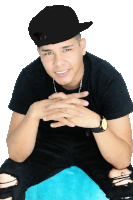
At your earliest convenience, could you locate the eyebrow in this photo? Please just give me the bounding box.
[41,45,74,52]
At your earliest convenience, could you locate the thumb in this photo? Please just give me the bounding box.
[48,92,68,100]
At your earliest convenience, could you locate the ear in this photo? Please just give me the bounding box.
[37,47,40,55]
[80,38,86,56]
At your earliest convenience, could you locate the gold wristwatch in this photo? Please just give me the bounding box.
[89,115,108,133]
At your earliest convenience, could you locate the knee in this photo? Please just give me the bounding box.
[0,173,18,189]
[0,173,18,200]
[108,168,132,179]
[108,167,133,187]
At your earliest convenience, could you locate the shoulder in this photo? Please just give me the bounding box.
[85,52,120,81]
[23,56,45,76]
[20,56,46,83]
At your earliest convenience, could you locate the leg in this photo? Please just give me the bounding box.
[108,167,133,199]
[0,173,18,200]
[0,198,12,200]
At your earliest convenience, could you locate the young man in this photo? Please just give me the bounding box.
[0,5,133,200]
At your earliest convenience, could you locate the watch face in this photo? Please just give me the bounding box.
[102,118,107,130]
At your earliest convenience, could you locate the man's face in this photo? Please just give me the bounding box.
[37,37,86,90]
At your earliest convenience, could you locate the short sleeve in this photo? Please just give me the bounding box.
[102,72,133,120]
[8,69,39,115]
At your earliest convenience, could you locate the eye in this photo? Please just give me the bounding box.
[44,49,72,56]
[64,49,71,52]
[44,52,52,56]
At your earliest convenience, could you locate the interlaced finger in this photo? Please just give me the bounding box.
[61,117,76,127]
[44,108,77,128]
[52,117,75,128]
[67,91,89,99]
[47,91,89,128]
[44,108,84,121]
[44,99,89,113]
[62,97,89,107]
[49,91,89,100]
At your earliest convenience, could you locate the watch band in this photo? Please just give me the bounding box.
[89,115,107,133]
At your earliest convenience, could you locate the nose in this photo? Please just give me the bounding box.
[54,53,64,67]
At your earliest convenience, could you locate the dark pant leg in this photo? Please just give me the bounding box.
[71,133,133,199]
[26,133,74,188]
[0,134,73,200]
[0,157,36,200]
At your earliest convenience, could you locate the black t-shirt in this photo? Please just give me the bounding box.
[8,51,133,139]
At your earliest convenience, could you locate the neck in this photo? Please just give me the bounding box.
[61,64,84,91]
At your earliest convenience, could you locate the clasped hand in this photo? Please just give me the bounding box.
[43,91,100,129]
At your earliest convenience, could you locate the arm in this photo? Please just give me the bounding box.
[92,114,132,169]
[41,92,132,169]
[7,108,40,163]
[7,98,61,163]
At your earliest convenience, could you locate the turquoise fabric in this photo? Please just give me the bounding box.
[25,166,109,200]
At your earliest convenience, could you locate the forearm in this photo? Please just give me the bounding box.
[93,127,131,169]
[7,109,40,163]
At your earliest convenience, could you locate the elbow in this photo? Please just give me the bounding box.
[116,159,131,170]
[8,145,30,163]
[8,148,23,163]
[9,155,22,163]
[116,145,132,170]
[9,151,27,163]
[115,159,131,169]
[9,150,32,163]
[9,155,26,163]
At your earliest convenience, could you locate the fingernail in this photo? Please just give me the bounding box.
[72,124,75,127]
[48,96,51,99]
[85,101,89,105]
[84,91,89,95]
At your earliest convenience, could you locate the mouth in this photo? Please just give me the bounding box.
[55,69,70,77]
